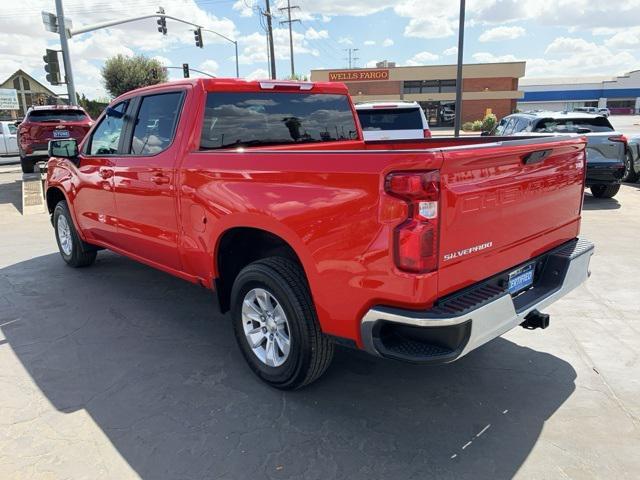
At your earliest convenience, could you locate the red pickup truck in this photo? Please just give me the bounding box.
[45,79,594,389]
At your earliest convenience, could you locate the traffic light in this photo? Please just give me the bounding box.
[194,28,203,48]
[43,49,61,85]
[157,15,167,35]
[182,63,190,78]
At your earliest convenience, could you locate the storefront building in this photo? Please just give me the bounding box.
[310,61,526,126]
[518,70,640,114]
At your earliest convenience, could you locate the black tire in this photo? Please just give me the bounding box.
[20,156,34,174]
[231,257,334,390]
[53,201,97,267]
[622,151,638,183]
[590,183,621,199]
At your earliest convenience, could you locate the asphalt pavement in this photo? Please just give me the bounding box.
[1,125,640,478]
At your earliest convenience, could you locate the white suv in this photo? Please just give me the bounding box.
[355,101,430,141]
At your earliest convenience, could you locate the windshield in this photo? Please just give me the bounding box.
[7,124,17,134]
[27,110,88,122]
[357,108,423,131]
[200,92,358,150]
[533,117,614,133]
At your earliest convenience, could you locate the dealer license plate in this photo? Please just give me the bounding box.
[508,263,534,294]
[53,130,69,138]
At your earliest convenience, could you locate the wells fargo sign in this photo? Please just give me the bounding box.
[328,69,389,82]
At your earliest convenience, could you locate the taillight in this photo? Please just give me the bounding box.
[609,134,628,145]
[385,171,440,273]
[423,129,431,138]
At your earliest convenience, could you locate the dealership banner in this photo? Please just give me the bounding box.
[328,69,389,82]
[0,88,19,110]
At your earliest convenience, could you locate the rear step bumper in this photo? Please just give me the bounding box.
[360,238,594,364]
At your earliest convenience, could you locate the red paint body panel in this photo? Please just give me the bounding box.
[46,79,587,348]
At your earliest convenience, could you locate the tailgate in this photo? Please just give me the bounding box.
[437,136,586,297]
[29,122,90,141]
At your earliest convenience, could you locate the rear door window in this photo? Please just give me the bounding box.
[358,108,423,131]
[130,92,184,155]
[200,92,358,149]
[27,110,88,122]
[533,117,614,133]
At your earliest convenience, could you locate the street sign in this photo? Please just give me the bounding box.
[0,89,19,110]
[42,11,58,33]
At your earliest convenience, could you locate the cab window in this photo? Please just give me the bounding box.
[130,92,183,155]
[86,101,129,156]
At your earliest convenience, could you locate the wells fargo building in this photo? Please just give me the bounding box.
[310,61,526,126]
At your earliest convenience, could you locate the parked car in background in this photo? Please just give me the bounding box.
[491,111,626,198]
[17,105,93,173]
[626,135,640,183]
[598,108,611,117]
[0,120,18,156]
[45,78,592,389]
[355,101,430,140]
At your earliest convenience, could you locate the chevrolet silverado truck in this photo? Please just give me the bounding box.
[45,79,594,389]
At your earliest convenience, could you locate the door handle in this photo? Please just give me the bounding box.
[99,168,113,179]
[151,173,170,185]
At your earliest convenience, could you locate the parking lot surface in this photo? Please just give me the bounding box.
[1,156,640,478]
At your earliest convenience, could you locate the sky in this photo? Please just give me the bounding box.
[1,0,639,100]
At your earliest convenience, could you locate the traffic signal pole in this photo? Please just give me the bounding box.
[55,0,77,105]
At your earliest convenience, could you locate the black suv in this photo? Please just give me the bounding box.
[490,111,627,198]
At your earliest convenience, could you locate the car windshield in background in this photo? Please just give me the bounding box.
[357,108,422,131]
[27,110,88,122]
[534,117,614,133]
[200,92,358,149]
[7,124,17,134]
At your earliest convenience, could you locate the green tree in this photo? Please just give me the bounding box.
[78,93,109,120]
[101,54,168,98]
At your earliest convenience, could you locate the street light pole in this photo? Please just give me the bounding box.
[454,0,466,137]
[55,0,77,105]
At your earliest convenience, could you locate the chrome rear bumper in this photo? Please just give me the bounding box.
[360,238,594,364]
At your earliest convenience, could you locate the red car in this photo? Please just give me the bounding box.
[45,79,593,389]
[18,105,93,173]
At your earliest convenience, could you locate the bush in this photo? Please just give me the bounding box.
[472,120,483,131]
[462,121,475,131]
[481,113,497,132]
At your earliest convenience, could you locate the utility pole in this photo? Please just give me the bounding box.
[279,0,300,78]
[344,48,359,69]
[454,0,466,137]
[264,0,276,79]
[55,0,77,105]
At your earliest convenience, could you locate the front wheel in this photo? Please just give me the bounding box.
[53,201,97,267]
[231,257,334,389]
[590,183,621,199]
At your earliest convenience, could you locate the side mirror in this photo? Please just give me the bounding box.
[49,139,79,159]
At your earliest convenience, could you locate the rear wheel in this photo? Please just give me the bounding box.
[231,257,334,389]
[622,151,638,183]
[590,183,621,199]
[53,201,97,267]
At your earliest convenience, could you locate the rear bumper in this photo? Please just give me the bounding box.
[360,238,594,364]
[586,161,624,186]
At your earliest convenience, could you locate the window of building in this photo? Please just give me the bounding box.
[402,79,457,94]
[607,99,635,108]
[13,77,21,90]
[22,78,30,91]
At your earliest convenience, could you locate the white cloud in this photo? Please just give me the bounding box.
[305,27,329,40]
[443,46,458,56]
[382,38,394,47]
[246,68,269,80]
[405,51,439,66]
[238,28,320,66]
[364,40,376,46]
[233,1,254,17]
[471,52,520,63]
[605,28,640,49]
[479,26,525,42]
[198,60,220,76]
[364,60,380,68]
[338,37,353,45]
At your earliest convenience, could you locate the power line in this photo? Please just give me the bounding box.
[279,0,300,78]
[344,48,359,69]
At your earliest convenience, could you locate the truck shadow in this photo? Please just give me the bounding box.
[582,193,621,210]
[1,252,577,479]
[0,179,22,214]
